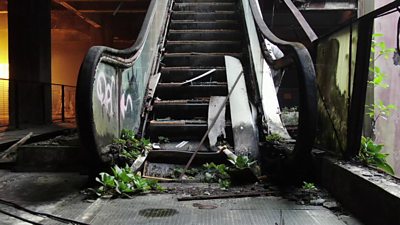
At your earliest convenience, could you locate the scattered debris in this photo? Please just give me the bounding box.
[152,143,161,150]
[192,203,218,209]
[176,141,189,148]
[0,132,33,160]
[323,201,339,209]
[178,192,266,201]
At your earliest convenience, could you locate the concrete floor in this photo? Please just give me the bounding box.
[0,170,364,225]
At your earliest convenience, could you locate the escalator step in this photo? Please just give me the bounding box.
[165,40,242,53]
[168,30,242,41]
[155,82,228,99]
[171,11,238,21]
[170,20,240,30]
[160,67,226,82]
[148,120,232,140]
[175,0,236,3]
[173,3,237,12]
[162,53,241,67]
[153,99,231,120]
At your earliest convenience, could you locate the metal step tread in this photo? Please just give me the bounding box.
[174,2,236,5]
[171,19,238,23]
[154,99,210,105]
[166,40,241,44]
[168,29,240,33]
[163,52,242,57]
[149,119,232,126]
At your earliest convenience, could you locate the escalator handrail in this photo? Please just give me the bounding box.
[76,0,166,166]
[80,0,158,68]
[248,0,317,161]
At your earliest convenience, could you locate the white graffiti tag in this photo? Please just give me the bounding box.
[96,71,115,117]
[120,92,133,119]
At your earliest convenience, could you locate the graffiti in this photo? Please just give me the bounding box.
[96,71,115,117]
[120,92,133,119]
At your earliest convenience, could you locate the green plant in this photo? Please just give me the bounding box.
[302,182,317,191]
[158,136,170,143]
[369,33,396,88]
[265,133,283,143]
[112,129,151,163]
[172,167,199,179]
[203,162,231,189]
[359,136,394,175]
[360,34,396,175]
[95,164,164,197]
[366,100,396,129]
[228,156,256,170]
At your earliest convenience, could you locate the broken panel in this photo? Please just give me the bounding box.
[315,22,359,154]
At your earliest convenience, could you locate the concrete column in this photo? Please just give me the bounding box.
[8,0,52,128]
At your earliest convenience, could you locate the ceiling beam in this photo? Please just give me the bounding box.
[53,0,102,28]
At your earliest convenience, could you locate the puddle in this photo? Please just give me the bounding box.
[138,208,178,218]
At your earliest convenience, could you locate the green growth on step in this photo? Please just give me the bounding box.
[111,129,151,165]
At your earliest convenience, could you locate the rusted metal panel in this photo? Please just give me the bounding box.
[225,56,259,159]
[208,96,226,149]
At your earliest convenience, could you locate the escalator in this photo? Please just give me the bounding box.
[76,0,317,176]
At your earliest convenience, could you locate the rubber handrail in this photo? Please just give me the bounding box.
[249,0,317,162]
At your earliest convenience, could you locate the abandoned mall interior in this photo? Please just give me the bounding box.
[0,0,400,224]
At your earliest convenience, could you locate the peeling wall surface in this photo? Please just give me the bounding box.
[373,0,400,175]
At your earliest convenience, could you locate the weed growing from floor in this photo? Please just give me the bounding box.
[203,162,231,189]
[302,182,317,191]
[95,164,164,198]
[228,155,256,170]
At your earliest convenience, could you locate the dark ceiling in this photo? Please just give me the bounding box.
[51,0,150,48]
[0,0,150,48]
[1,0,358,48]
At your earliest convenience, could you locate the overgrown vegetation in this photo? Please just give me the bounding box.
[203,162,231,189]
[157,136,170,143]
[302,182,317,191]
[95,164,164,197]
[359,33,396,175]
[265,133,283,143]
[359,136,394,175]
[172,167,199,179]
[93,129,165,198]
[111,129,151,165]
[228,155,256,170]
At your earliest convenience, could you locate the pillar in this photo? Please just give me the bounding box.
[8,0,52,128]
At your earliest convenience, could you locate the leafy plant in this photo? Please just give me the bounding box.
[366,100,396,129]
[95,164,164,197]
[265,133,283,143]
[158,136,170,143]
[360,34,396,175]
[359,136,394,175]
[203,162,231,189]
[111,129,151,163]
[228,156,256,170]
[172,167,199,179]
[302,182,317,191]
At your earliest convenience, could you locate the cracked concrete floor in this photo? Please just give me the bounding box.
[0,170,363,225]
